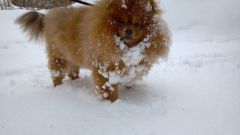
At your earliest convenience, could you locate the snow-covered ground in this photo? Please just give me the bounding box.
[1,0,240,135]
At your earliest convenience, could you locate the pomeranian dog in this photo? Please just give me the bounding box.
[16,0,170,102]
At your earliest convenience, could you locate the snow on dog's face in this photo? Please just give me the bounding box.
[106,0,158,48]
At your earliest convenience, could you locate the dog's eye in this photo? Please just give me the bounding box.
[134,23,140,27]
[116,20,125,25]
[134,23,143,28]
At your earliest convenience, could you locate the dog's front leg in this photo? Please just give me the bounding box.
[92,67,119,102]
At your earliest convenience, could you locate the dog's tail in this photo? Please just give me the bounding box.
[16,11,45,41]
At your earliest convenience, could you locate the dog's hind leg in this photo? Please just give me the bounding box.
[48,56,67,87]
[67,62,80,80]
[47,51,67,87]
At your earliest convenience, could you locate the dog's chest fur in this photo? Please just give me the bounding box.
[93,35,152,89]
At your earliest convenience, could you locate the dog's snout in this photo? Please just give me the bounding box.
[125,29,133,38]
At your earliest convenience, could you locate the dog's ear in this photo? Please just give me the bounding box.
[106,0,128,10]
[145,0,157,13]
[106,0,118,9]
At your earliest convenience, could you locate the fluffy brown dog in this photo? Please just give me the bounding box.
[16,0,170,102]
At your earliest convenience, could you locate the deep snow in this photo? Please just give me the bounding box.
[1,0,240,135]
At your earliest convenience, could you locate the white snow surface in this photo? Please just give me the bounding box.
[1,0,240,135]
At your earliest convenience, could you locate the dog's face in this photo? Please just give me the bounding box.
[106,0,158,48]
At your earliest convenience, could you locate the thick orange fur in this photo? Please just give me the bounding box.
[16,0,170,102]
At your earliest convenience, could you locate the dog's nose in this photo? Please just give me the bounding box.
[125,29,133,38]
